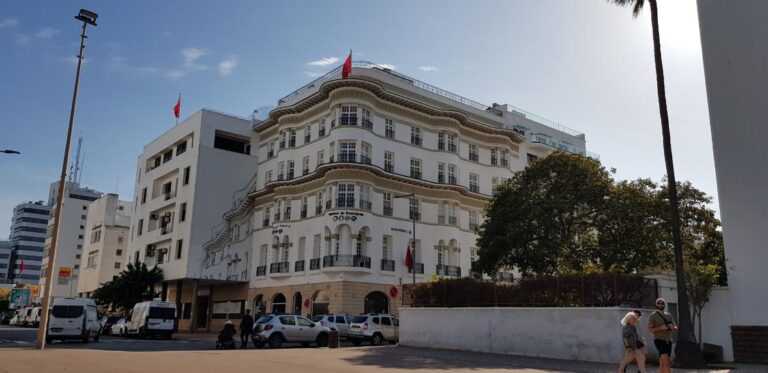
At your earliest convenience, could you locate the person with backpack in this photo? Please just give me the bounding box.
[619,311,647,373]
[648,298,677,373]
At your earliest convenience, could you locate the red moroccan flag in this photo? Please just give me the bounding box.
[404,241,414,270]
[173,95,181,118]
[19,260,25,274]
[341,51,352,79]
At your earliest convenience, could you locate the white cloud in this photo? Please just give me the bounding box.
[35,27,59,39]
[304,71,324,78]
[161,31,171,38]
[218,56,238,75]
[306,57,339,67]
[14,34,31,46]
[0,18,18,28]
[376,64,396,70]
[182,47,208,63]
[418,65,438,71]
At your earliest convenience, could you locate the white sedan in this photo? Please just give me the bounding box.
[110,318,127,336]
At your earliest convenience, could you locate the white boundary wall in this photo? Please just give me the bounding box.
[400,307,658,364]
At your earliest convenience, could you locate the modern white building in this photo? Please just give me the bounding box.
[0,240,10,282]
[5,201,51,284]
[697,0,768,363]
[76,193,132,298]
[127,109,257,331]
[191,62,594,329]
[40,181,102,298]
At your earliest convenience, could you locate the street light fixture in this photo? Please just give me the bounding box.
[1,150,21,154]
[36,8,98,350]
[394,190,417,285]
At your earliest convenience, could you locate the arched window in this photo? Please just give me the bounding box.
[293,292,303,315]
[272,293,286,314]
[312,290,330,316]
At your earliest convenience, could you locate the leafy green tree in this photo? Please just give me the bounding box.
[93,263,163,314]
[609,0,704,366]
[476,152,612,276]
[685,261,720,348]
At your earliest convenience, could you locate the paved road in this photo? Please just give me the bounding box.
[0,325,355,351]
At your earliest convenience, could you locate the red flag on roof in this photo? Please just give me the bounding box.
[404,240,414,270]
[173,94,181,119]
[341,51,352,79]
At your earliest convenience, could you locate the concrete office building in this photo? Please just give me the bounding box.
[40,181,102,298]
[0,240,10,282]
[5,201,51,284]
[697,0,768,363]
[127,109,258,331]
[77,193,132,298]
[186,61,594,331]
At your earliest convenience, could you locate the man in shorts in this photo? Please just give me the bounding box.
[648,298,677,373]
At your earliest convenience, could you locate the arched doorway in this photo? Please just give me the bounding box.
[293,292,302,315]
[272,293,286,314]
[253,294,266,315]
[364,291,389,314]
[312,290,330,316]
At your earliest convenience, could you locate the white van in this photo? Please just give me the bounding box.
[126,301,177,339]
[46,298,100,343]
[25,306,41,327]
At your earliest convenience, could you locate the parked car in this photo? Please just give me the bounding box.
[9,312,24,326]
[311,314,353,338]
[46,297,101,343]
[251,314,331,348]
[125,301,177,339]
[101,316,122,335]
[111,318,127,336]
[1,313,12,325]
[348,314,399,346]
[24,306,41,327]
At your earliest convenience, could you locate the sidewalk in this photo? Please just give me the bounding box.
[1,344,766,372]
[172,331,218,342]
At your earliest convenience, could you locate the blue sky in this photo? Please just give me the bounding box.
[0,0,714,235]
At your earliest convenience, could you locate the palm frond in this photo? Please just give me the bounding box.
[608,0,647,18]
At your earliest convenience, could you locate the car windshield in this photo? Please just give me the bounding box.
[51,305,84,318]
[352,316,368,323]
[148,307,175,319]
[311,315,324,322]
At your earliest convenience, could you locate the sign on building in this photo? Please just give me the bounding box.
[57,266,72,285]
[10,288,31,308]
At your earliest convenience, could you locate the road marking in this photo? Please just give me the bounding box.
[0,339,31,344]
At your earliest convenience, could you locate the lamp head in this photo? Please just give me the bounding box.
[75,9,98,26]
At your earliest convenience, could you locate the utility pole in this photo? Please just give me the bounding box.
[36,9,98,350]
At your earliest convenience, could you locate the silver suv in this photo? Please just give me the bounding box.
[251,315,332,348]
[311,314,353,338]
[348,314,399,346]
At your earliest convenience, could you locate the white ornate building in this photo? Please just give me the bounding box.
[195,62,595,325]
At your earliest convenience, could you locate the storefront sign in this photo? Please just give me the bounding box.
[57,266,72,285]
[328,211,364,222]
[10,288,31,308]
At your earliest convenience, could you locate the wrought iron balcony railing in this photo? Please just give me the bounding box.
[322,254,371,269]
[381,259,395,271]
[436,264,461,277]
[270,261,290,273]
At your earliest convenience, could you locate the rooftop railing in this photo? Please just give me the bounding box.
[277,60,584,138]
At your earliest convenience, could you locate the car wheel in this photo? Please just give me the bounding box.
[352,339,361,346]
[268,334,283,349]
[316,333,329,347]
[372,333,383,346]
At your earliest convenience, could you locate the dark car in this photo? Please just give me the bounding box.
[1,313,12,325]
[101,316,122,335]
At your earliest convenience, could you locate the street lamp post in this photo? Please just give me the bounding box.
[394,190,416,285]
[36,9,97,350]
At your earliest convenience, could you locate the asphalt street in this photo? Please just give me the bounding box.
[0,325,355,351]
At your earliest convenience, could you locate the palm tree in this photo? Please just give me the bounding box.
[609,0,705,368]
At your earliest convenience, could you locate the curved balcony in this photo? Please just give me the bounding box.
[322,254,371,273]
[269,261,291,278]
[436,264,461,277]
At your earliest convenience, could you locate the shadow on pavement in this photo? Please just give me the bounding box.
[342,345,619,373]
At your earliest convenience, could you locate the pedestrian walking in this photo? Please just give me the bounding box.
[619,311,647,373]
[648,298,677,373]
[239,309,254,349]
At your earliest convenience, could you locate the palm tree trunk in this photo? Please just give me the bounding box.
[648,0,705,367]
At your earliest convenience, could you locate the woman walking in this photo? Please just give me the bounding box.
[619,311,647,373]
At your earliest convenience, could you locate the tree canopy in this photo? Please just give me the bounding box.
[93,262,163,314]
[476,152,725,280]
